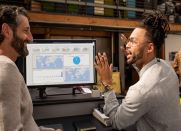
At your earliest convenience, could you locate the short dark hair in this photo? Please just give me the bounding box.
[0,5,29,43]
[139,10,170,50]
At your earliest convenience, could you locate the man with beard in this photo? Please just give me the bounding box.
[95,11,181,131]
[0,5,61,131]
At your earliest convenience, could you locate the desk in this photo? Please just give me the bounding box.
[36,114,136,131]
[32,91,125,120]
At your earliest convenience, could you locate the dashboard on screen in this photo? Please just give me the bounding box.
[25,39,96,87]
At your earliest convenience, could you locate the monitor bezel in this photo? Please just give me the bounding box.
[25,39,97,88]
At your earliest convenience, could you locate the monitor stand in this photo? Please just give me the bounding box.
[36,87,80,99]
[37,86,85,99]
[72,86,83,95]
[38,87,47,99]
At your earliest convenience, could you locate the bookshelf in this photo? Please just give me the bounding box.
[29,11,181,32]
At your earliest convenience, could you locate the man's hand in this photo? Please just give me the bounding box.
[95,52,112,86]
[120,34,128,56]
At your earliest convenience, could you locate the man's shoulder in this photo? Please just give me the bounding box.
[0,55,16,66]
[0,55,13,63]
[0,56,18,73]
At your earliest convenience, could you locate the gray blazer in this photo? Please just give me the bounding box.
[104,58,181,131]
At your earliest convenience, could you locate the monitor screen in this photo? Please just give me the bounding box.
[25,39,96,87]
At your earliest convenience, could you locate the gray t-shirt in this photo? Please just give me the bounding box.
[0,55,54,131]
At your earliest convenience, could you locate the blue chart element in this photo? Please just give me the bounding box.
[65,68,90,82]
[36,55,64,69]
[73,56,80,65]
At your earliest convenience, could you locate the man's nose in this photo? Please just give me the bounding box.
[126,41,131,48]
[27,32,33,42]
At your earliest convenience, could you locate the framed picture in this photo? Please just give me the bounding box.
[169,51,177,61]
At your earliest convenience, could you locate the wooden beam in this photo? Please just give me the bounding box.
[29,12,181,32]
[31,27,111,37]
[29,12,138,29]
[169,23,181,32]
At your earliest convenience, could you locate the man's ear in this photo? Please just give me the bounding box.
[1,23,12,38]
[146,42,154,53]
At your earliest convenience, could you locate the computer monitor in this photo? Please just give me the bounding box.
[25,39,96,88]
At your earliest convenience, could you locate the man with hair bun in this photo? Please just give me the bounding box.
[95,11,181,131]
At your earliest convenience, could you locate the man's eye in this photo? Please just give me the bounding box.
[24,30,30,34]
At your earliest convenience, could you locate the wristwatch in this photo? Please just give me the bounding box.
[101,81,111,92]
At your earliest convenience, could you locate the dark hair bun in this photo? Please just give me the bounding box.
[139,10,170,51]
[142,10,170,38]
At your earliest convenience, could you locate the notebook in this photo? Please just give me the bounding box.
[73,120,96,131]
[44,123,64,131]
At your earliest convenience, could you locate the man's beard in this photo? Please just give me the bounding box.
[127,46,145,65]
[11,34,29,57]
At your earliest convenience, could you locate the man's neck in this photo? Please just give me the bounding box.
[135,55,156,70]
[0,48,17,62]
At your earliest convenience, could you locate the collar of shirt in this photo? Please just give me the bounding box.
[133,58,158,78]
